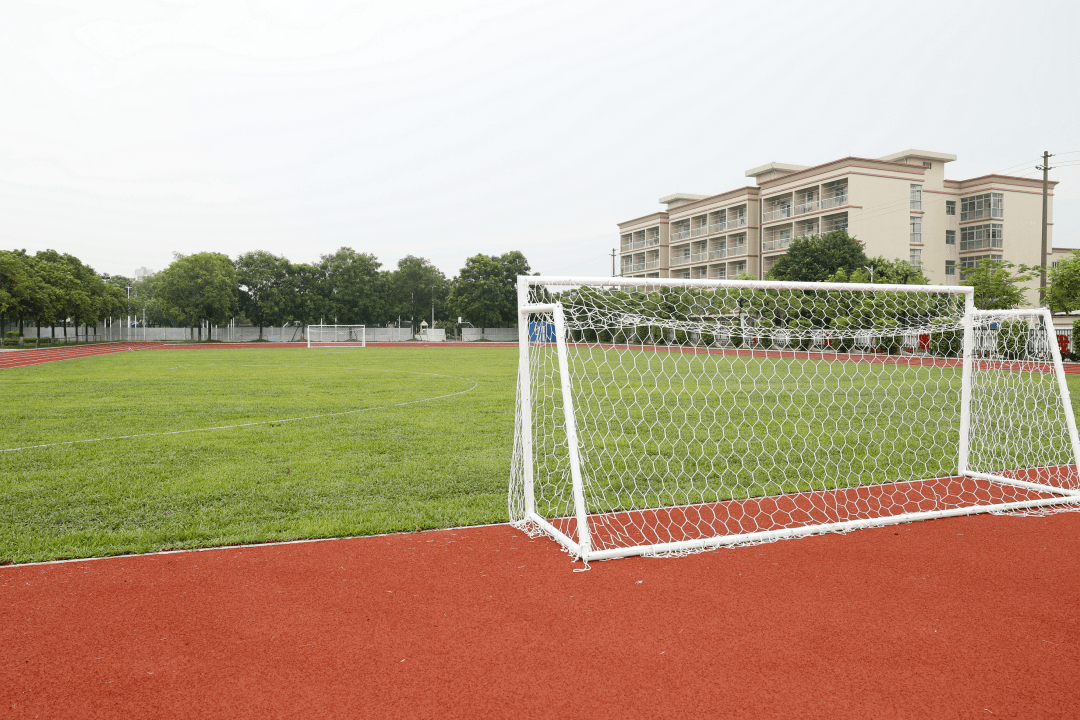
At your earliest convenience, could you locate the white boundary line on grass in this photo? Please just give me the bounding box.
[1,366,478,453]
[0,521,516,568]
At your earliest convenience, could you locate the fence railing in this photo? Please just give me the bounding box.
[820,194,848,210]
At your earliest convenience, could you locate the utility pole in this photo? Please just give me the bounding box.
[431,286,435,333]
[611,249,617,277]
[1037,150,1054,303]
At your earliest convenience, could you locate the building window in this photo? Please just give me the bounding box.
[946,230,956,245]
[909,249,922,270]
[646,227,660,246]
[923,161,932,168]
[945,260,956,276]
[910,216,922,244]
[961,192,1004,221]
[960,224,1003,252]
[946,200,956,216]
[910,184,923,211]
[731,261,746,276]
[960,254,1003,270]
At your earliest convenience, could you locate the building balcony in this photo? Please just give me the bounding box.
[762,206,793,222]
[671,228,691,241]
[762,237,792,253]
[729,216,748,229]
[645,259,661,269]
[623,262,646,273]
[691,225,709,238]
[820,194,848,210]
[794,200,819,215]
[725,244,748,257]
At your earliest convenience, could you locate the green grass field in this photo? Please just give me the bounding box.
[4,345,1080,564]
[0,347,516,564]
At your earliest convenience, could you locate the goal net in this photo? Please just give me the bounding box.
[306,325,366,347]
[510,276,1080,563]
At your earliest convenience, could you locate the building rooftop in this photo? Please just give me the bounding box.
[744,162,809,180]
[659,193,709,210]
[877,149,957,163]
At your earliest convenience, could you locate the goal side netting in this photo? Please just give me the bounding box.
[509,276,1080,563]
[307,325,366,347]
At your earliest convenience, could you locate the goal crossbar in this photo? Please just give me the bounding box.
[306,324,366,348]
[510,276,1080,563]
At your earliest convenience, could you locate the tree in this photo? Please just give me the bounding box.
[317,248,385,325]
[1045,251,1080,314]
[0,250,32,347]
[960,259,1034,310]
[282,262,322,331]
[235,250,291,339]
[845,256,928,285]
[53,252,103,341]
[24,252,79,345]
[387,256,449,332]
[155,253,239,340]
[766,231,869,282]
[95,283,127,335]
[449,251,531,328]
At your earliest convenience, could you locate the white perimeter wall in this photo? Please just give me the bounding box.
[461,328,520,342]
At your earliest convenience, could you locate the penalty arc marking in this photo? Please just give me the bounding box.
[1,366,478,454]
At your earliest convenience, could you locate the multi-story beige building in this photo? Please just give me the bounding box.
[618,149,1062,303]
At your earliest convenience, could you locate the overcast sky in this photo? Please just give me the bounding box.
[2,0,1079,280]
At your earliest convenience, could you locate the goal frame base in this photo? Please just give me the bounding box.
[306,324,366,348]
[523,475,1080,562]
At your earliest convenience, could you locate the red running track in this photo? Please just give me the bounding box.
[0,341,518,369]
[2,512,1079,719]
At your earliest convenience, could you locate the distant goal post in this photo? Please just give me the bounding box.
[306,324,366,348]
[510,275,1080,564]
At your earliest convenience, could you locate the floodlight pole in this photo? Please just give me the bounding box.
[863,265,874,283]
[124,285,132,343]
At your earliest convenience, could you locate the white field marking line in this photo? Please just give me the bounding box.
[4,521,518,568]
[1,366,478,453]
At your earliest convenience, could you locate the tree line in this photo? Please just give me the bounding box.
[765,230,1080,312]
[0,247,532,345]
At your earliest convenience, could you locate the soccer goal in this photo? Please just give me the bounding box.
[509,276,1080,563]
[306,324,366,348]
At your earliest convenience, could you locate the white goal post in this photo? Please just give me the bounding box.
[306,324,366,348]
[509,276,1080,563]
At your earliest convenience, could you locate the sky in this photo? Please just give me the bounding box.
[2,0,1079,281]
